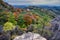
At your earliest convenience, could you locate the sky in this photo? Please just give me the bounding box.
[3,0,60,6]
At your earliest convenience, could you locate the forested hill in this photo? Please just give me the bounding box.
[13,5,60,15]
[0,0,15,12]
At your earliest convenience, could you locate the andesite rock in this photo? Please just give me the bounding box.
[13,32,47,40]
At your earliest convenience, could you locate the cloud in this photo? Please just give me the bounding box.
[3,0,60,5]
[4,0,32,5]
[32,0,60,5]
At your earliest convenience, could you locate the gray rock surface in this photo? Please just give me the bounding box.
[51,16,60,32]
[50,16,60,40]
[13,32,47,40]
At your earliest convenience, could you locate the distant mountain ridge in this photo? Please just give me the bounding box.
[13,5,60,15]
[13,5,60,8]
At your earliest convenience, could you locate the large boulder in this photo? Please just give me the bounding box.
[13,32,47,40]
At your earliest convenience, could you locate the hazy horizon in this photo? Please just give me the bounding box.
[3,0,60,6]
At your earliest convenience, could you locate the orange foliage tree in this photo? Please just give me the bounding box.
[23,13,40,25]
[24,14,32,25]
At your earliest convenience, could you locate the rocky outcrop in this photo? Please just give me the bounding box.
[50,16,60,40]
[13,32,47,40]
[51,16,60,32]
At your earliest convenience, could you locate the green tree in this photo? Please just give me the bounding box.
[17,14,26,28]
[7,12,17,25]
[0,11,8,25]
[41,15,51,35]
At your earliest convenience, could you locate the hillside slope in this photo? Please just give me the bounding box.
[0,0,15,12]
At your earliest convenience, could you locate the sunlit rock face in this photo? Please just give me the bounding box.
[13,32,47,40]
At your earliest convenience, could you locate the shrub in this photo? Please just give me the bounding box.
[7,12,17,25]
[17,14,26,28]
[3,22,16,32]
